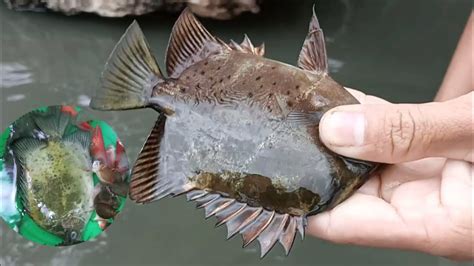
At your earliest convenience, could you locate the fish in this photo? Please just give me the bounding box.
[6,106,94,245]
[90,8,378,257]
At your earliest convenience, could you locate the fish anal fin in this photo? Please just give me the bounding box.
[224,206,262,239]
[278,215,297,256]
[240,210,275,248]
[296,216,306,240]
[129,115,169,203]
[186,190,305,256]
[186,190,209,201]
[297,8,328,73]
[204,198,235,219]
[214,201,246,226]
[257,213,289,258]
[194,194,220,208]
[229,35,265,56]
[165,8,228,78]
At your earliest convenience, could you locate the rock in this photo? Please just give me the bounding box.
[3,0,261,19]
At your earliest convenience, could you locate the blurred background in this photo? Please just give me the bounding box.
[0,0,472,265]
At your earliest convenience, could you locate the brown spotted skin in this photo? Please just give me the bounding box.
[158,51,357,114]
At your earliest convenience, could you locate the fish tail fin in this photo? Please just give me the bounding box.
[90,20,164,111]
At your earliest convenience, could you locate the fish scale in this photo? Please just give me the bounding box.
[90,8,378,257]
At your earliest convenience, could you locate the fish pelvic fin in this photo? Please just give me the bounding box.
[90,20,164,111]
[186,190,306,258]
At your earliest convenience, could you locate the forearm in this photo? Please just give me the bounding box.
[435,12,473,101]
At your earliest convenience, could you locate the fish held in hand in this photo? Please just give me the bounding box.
[90,8,378,257]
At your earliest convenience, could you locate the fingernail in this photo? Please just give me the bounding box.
[320,111,365,146]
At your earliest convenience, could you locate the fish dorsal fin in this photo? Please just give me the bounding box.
[32,107,71,139]
[166,8,228,78]
[229,35,265,56]
[297,9,328,73]
[63,130,91,151]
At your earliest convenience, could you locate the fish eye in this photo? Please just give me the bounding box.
[92,160,102,171]
[69,231,78,240]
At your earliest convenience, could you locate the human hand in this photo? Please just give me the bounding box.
[308,89,473,261]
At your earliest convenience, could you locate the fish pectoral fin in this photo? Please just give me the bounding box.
[11,138,46,217]
[286,111,323,126]
[129,115,192,203]
[187,190,305,257]
[165,8,229,79]
[297,7,328,74]
[90,20,164,111]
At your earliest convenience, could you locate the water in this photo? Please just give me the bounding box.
[0,0,471,265]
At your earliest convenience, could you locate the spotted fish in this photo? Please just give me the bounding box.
[90,8,377,257]
[5,106,94,245]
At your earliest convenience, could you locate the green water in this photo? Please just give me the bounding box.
[0,0,471,265]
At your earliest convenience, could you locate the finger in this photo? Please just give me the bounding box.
[379,157,446,201]
[319,92,473,163]
[356,174,381,196]
[440,159,473,216]
[307,193,416,249]
[438,159,473,260]
[307,177,442,252]
[344,87,390,104]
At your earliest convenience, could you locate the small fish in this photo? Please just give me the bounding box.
[91,8,378,257]
[7,106,94,245]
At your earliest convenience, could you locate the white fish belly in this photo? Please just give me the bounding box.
[158,100,335,203]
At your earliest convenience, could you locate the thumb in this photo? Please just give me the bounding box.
[319,92,473,163]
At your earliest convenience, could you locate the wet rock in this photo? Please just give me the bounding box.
[3,0,261,19]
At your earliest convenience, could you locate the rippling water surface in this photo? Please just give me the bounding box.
[0,1,471,265]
